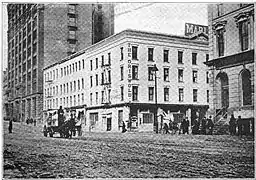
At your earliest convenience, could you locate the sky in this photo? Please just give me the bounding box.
[1,3,208,71]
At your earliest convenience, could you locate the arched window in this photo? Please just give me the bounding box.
[216,72,229,108]
[241,69,252,105]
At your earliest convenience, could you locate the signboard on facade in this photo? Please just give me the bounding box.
[185,23,208,36]
[127,43,132,102]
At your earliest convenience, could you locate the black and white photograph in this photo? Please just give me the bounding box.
[1,1,255,178]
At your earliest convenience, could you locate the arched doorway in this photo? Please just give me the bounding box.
[216,72,229,109]
[240,69,252,106]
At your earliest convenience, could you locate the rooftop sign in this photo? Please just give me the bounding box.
[185,23,208,36]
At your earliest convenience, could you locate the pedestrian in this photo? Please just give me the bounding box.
[229,114,236,135]
[163,123,169,134]
[182,117,189,134]
[201,117,207,135]
[8,119,13,133]
[192,117,200,135]
[237,116,243,136]
[58,106,64,127]
[33,118,37,126]
[206,116,214,135]
[122,121,127,133]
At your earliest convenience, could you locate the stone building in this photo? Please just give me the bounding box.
[43,29,209,132]
[5,3,114,122]
[206,3,254,134]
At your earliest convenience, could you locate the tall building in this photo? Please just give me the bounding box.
[206,4,254,134]
[43,29,209,132]
[5,3,114,122]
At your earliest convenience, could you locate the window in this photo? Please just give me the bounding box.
[239,21,249,51]
[178,69,184,82]
[82,59,85,69]
[69,4,76,13]
[207,90,209,103]
[118,110,123,130]
[70,82,72,92]
[96,74,98,86]
[108,53,111,65]
[120,47,124,60]
[101,91,104,103]
[206,72,209,83]
[78,80,80,90]
[72,63,74,72]
[63,84,66,93]
[96,58,98,69]
[74,95,76,106]
[148,48,154,61]
[132,46,138,60]
[164,68,169,81]
[82,93,84,104]
[120,86,124,101]
[108,89,111,102]
[148,67,154,81]
[96,92,98,104]
[216,29,224,56]
[64,67,66,76]
[78,61,81,70]
[90,76,93,87]
[120,66,124,80]
[143,113,153,124]
[192,53,197,65]
[178,51,183,64]
[90,60,93,71]
[132,86,138,101]
[90,93,92,105]
[74,81,76,91]
[148,87,154,101]
[132,65,138,80]
[193,89,198,102]
[101,55,104,66]
[241,69,252,105]
[217,4,223,16]
[164,88,169,101]
[82,78,84,89]
[101,73,104,85]
[60,85,63,95]
[206,54,209,62]
[68,30,76,39]
[163,50,169,62]
[61,68,63,77]
[108,70,111,83]
[179,88,184,102]
[193,70,198,83]
[75,62,77,71]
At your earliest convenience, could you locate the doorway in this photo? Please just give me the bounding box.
[107,118,112,131]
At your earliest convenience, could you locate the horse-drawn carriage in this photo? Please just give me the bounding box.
[43,108,84,138]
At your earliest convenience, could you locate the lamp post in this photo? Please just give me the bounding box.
[152,64,159,133]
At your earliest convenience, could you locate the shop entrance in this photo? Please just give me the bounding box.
[107,118,112,131]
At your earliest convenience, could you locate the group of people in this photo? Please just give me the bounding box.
[26,117,37,126]
[192,116,214,135]
[162,116,214,135]
[229,115,250,136]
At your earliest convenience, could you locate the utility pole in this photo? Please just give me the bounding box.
[153,64,159,134]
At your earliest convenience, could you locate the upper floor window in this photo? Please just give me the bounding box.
[132,46,138,60]
[192,70,198,83]
[132,65,138,80]
[217,4,223,16]
[120,86,124,101]
[120,66,124,80]
[206,54,209,62]
[164,88,169,101]
[178,51,183,64]
[216,29,224,57]
[206,72,209,83]
[179,88,184,102]
[148,87,154,101]
[90,76,93,87]
[163,68,169,81]
[132,86,138,101]
[178,69,184,82]
[192,53,197,65]
[101,55,104,66]
[239,21,249,51]
[68,30,76,39]
[120,47,124,60]
[163,50,169,62]
[96,58,98,69]
[207,90,209,103]
[69,4,76,14]
[148,48,154,61]
[241,69,252,105]
[108,53,111,65]
[193,89,198,102]
[90,60,93,71]
[148,67,154,81]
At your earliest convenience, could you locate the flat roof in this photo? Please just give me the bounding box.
[44,29,209,71]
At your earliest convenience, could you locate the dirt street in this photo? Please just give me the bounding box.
[3,121,254,178]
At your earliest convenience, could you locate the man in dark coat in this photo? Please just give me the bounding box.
[9,119,13,133]
[58,106,64,127]
[192,118,200,135]
[182,117,189,134]
[229,114,236,135]
[163,123,170,134]
[206,116,214,135]
[201,117,207,135]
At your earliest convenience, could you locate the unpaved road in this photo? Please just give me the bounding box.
[3,121,254,178]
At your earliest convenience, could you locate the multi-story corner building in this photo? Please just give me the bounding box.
[44,29,209,132]
[6,3,114,122]
[2,70,8,119]
[206,4,254,133]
